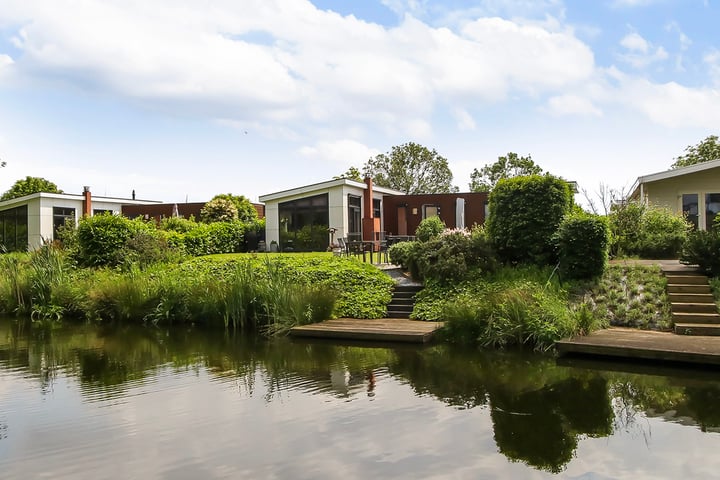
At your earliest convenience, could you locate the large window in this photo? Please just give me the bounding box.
[423,204,440,219]
[279,194,329,251]
[53,207,76,240]
[0,205,28,252]
[706,193,720,230]
[348,195,361,239]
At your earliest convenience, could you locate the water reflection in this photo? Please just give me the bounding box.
[1,318,719,477]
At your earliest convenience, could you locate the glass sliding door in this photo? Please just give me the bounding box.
[347,195,361,241]
[278,194,329,251]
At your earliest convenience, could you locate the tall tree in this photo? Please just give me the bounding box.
[469,152,543,192]
[363,142,457,194]
[333,166,363,182]
[1,176,62,201]
[672,135,720,168]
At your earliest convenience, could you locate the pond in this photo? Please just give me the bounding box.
[1,318,719,479]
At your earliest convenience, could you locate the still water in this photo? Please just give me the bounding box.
[1,318,719,480]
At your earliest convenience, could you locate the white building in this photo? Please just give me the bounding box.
[0,187,161,251]
[259,178,403,251]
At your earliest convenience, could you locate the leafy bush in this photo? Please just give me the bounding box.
[554,212,609,280]
[209,193,259,223]
[200,197,238,223]
[486,175,573,266]
[415,216,445,242]
[681,230,720,276]
[609,202,689,258]
[159,216,198,233]
[183,221,245,256]
[388,241,416,268]
[76,214,148,267]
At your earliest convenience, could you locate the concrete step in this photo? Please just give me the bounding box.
[675,323,720,336]
[392,292,417,300]
[666,275,709,285]
[668,292,715,303]
[387,310,411,319]
[672,312,720,324]
[387,304,413,313]
[389,298,414,306]
[667,284,712,294]
[671,302,719,314]
[393,284,423,293]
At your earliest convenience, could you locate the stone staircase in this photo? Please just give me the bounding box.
[666,269,720,335]
[386,284,423,319]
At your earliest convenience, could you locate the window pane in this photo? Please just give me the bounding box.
[706,193,720,230]
[683,194,699,229]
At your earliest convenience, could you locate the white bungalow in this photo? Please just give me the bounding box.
[0,187,161,251]
[259,178,403,251]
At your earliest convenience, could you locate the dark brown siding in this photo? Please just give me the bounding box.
[121,202,265,222]
[382,192,488,236]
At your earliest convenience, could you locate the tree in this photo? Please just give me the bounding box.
[333,166,363,182]
[363,142,457,194]
[1,176,62,201]
[672,135,720,168]
[209,193,258,222]
[469,152,543,192]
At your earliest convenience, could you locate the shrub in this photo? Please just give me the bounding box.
[76,214,148,267]
[486,175,573,266]
[554,212,609,280]
[609,202,689,258]
[159,216,198,233]
[388,241,416,268]
[200,197,238,223]
[415,216,446,242]
[184,221,245,256]
[681,230,720,276]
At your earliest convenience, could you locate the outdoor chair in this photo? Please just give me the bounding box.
[337,237,348,256]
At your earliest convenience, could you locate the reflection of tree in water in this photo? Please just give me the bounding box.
[684,385,720,432]
[490,377,612,474]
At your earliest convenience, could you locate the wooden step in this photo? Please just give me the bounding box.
[672,312,720,324]
[671,302,718,314]
[668,292,714,303]
[389,298,414,306]
[667,284,711,294]
[674,323,720,336]
[665,275,709,285]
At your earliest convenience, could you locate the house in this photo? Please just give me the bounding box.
[259,178,489,251]
[629,159,720,230]
[0,187,161,251]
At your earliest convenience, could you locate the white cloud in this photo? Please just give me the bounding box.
[546,94,602,117]
[618,32,668,68]
[704,49,720,85]
[0,0,596,140]
[453,108,476,131]
[620,32,649,53]
[611,0,658,7]
[299,139,380,168]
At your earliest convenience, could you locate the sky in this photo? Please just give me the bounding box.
[0,0,718,204]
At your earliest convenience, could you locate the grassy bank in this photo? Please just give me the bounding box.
[413,264,673,351]
[0,248,393,333]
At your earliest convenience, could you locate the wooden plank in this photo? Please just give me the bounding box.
[290,318,443,343]
[556,328,720,366]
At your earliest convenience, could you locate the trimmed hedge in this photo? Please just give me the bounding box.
[555,212,610,280]
[486,175,573,266]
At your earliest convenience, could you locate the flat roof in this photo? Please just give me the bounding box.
[259,178,404,202]
[629,159,720,199]
[0,191,162,209]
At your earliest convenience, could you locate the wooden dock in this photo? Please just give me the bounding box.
[289,318,443,343]
[556,327,720,366]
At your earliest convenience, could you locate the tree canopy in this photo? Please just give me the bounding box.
[469,152,543,192]
[333,166,363,182]
[363,142,457,194]
[672,135,720,168]
[1,176,62,201]
[208,193,258,222]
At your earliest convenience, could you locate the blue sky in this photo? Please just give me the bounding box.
[0,0,718,204]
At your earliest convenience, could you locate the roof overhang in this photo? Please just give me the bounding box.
[629,159,720,199]
[259,178,404,202]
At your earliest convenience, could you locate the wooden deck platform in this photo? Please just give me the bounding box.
[289,318,443,343]
[556,327,720,366]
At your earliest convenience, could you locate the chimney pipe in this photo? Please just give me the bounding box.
[83,186,92,217]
